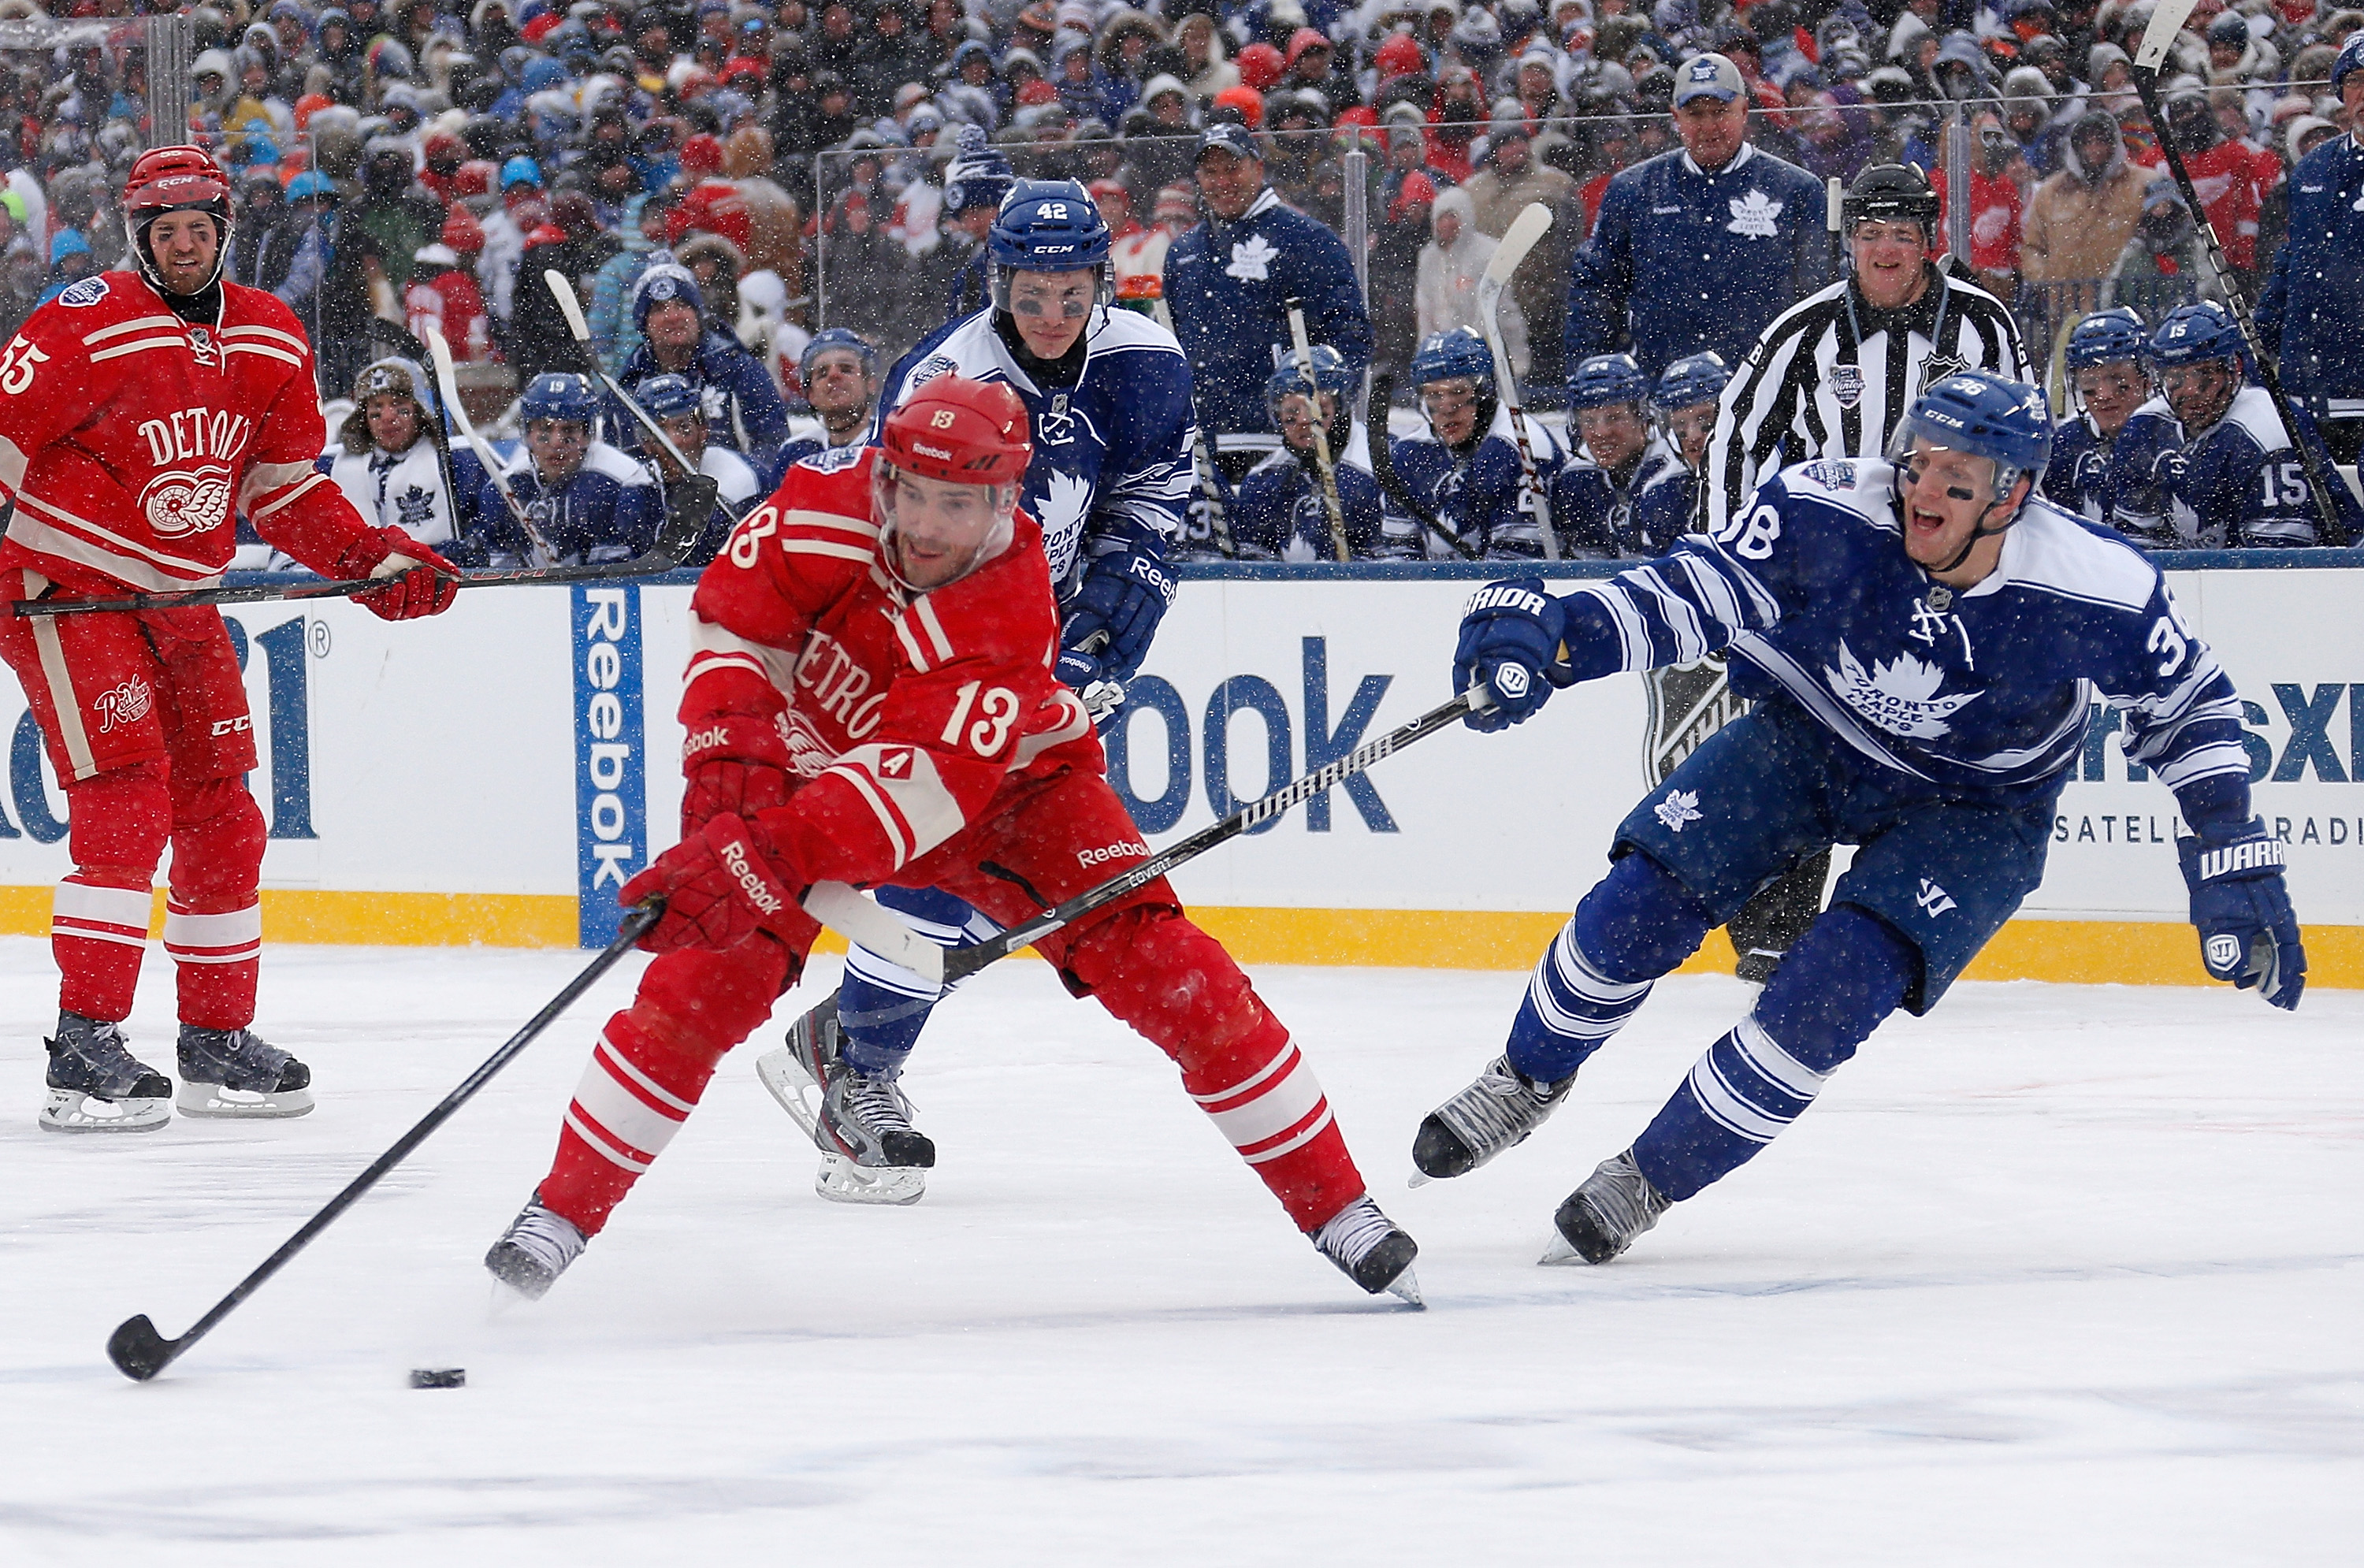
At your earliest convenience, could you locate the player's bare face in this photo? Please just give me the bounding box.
[2158,359,2239,433]
[1006,270,1093,360]
[2074,362,2145,437]
[879,466,1007,590]
[655,412,706,476]
[526,418,589,484]
[1664,402,1718,468]
[1578,403,1648,471]
[147,211,220,296]
[645,299,702,360]
[1673,95,1748,170]
[364,393,420,452]
[1195,149,1263,221]
[1852,221,1930,310]
[805,349,872,433]
[1275,389,1336,456]
[1898,440,2013,582]
[1422,377,1481,446]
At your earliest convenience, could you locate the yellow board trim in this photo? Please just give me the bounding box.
[0,890,2351,987]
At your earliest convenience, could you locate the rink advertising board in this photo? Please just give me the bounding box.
[0,555,2357,987]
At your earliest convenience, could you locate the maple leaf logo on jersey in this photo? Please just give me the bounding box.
[1654,789,1702,833]
[1225,234,1278,281]
[1823,640,1981,739]
[1033,469,1093,552]
[1727,190,1782,239]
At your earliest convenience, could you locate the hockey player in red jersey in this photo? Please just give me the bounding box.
[484,375,1422,1305]
[0,147,459,1134]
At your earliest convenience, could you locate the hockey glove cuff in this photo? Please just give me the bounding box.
[2179,818,2306,1010]
[1454,578,1569,732]
[620,814,802,954]
[346,528,460,621]
[1064,534,1179,682]
[680,713,794,832]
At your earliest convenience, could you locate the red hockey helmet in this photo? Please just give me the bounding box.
[879,375,1033,485]
[122,144,235,295]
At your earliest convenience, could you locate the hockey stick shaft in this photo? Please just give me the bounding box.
[1188,403,1239,558]
[2130,28,2349,545]
[1286,299,1355,563]
[105,905,660,1382]
[544,269,704,478]
[1479,203,1558,559]
[13,547,697,618]
[1366,372,1482,559]
[424,325,555,563]
[937,685,1488,987]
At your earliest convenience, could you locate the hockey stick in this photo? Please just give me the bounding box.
[1285,299,1355,562]
[1367,372,1481,559]
[1827,175,1844,279]
[1188,409,1239,558]
[543,269,707,479]
[362,318,470,556]
[2131,1,2351,548]
[105,904,662,1382]
[425,324,559,566]
[1476,203,1559,559]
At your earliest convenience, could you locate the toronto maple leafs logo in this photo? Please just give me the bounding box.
[1031,468,1094,570]
[1727,190,1782,239]
[1654,789,1702,833]
[1226,233,1278,281]
[395,484,437,532]
[1823,640,1981,739]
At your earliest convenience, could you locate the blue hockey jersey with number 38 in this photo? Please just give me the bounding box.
[1555,458,2254,818]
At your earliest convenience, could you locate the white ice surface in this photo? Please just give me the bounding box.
[1,938,2358,1565]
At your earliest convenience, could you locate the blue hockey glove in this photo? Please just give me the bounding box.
[1055,642,1127,727]
[1063,535,1179,682]
[1453,578,1570,733]
[2179,818,2305,1010]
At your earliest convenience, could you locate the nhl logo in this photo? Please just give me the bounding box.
[186,325,219,367]
[1830,364,1864,410]
[1917,351,1967,399]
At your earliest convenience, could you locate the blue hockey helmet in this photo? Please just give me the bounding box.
[634,373,703,422]
[2147,300,2248,373]
[1650,351,1730,414]
[1890,372,2054,493]
[799,327,879,384]
[1568,352,1648,411]
[2065,307,2148,372]
[1409,327,1495,392]
[988,178,1113,314]
[1265,343,1352,419]
[522,371,601,426]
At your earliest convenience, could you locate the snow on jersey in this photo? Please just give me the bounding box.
[1555,456,2251,806]
[879,307,1193,590]
[0,271,381,595]
[681,448,1098,887]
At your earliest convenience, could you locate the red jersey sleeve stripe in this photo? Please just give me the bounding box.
[912,596,957,663]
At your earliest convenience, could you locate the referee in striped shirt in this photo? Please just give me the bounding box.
[1703,163,2032,532]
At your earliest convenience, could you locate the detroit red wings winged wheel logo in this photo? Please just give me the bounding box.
[139,465,236,539]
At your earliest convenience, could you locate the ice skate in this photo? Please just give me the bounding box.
[1411,1053,1574,1182]
[1542,1149,1671,1265]
[175,1024,314,1119]
[39,1013,172,1134]
[755,999,933,1206]
[484,1194,588,1300]
[1312,1195,1423,1306]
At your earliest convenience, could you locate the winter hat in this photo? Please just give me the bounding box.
[632,255,704,329]
[1375,30,1426,80]
[1154,184,1197,221]
[1389,168,1437,221]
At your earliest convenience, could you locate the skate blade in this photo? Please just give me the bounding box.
[815,1153,925,1206]
[1383,1266,1425,1309]
[175,1083,315,1119]
[753,1046,830,1148]
[39,1087,171,1134]
[1407,1171,1433,1189]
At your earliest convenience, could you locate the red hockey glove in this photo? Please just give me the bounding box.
[619,814,801,953]
[680,713,792,833]
[346,528,460,621]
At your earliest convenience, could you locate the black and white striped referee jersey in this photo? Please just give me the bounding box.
[1702,269,2031,531]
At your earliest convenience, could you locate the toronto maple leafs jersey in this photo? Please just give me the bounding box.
[1630,459,1703,556]
[2161,385,2364,548]
[2086,399,2192,545]
[320,439,469,551]
[1704,269,2030,532]
[1550,456,2252,821]
[880,306,1194,592]
[470,440,662,566]
[1232,447,1387,560]
[1382,405,1567,559]
[2258,130,2364,407]
[1549,436,1682,558]
[1162,188,1373,443]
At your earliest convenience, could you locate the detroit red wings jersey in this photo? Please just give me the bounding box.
[0,269,377,596]
[683,447,1099,888]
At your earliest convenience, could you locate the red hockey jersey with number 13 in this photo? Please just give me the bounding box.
[0,269,384,596]
[685,447,1101,888]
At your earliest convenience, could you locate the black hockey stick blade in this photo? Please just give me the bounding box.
[658,472,719,562]
[104,904,660,1382]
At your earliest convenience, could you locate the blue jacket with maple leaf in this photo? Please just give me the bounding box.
[1163,188,1373,438]
[1565,142,1832,380]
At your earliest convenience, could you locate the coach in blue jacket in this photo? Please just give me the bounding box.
[1165,122,1372,482]
[2258,35,2364,466]
[1564,54,1831,380]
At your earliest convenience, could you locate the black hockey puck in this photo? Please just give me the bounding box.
[408,1368,466,1389]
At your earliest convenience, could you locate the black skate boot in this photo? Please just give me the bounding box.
[1312,1196,1423,1306]
[41,1013,172,1134]
[1411,1053,1574,1181]
[485,1193,589,1300]
[1543,1150,1671,1265]
[176,1024,314,1118]
[755,999,933,1206]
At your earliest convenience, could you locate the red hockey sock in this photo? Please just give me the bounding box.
[1060,906,1366,1231]
[52,764,171,1023]
[165,778,266,1031]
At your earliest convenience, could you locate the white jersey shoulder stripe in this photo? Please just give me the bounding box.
[221,323,308,351]
[585,442,656,486]
[81,314,180,344]
[87,336,184,363]
[779,507,879,539]
[222,341,303,368]
[1976,499,2159,612]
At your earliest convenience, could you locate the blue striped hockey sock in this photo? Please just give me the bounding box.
[1506,851,1714,1083]
[1632,906,1913,1202]
[836,890,999,1077]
